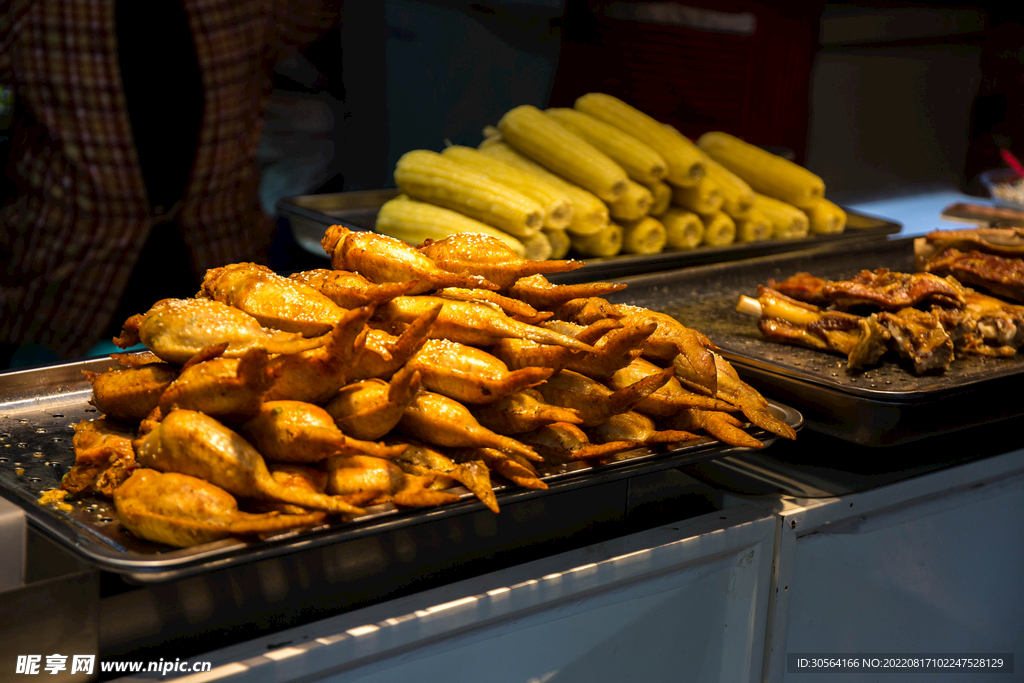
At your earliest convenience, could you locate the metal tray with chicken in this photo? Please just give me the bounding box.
[1,229,800,578]
[598,236,1024,445]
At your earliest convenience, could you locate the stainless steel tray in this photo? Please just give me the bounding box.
[277,189,902,282]
[605,237,1024,446]
[0,358,801,581]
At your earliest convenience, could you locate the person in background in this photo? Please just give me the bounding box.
[0,0,341,369]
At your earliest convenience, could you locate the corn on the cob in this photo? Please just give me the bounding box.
[441,145,574,230]
[697,131,825,209]
[522,231,553,261]
[478,138,609,236]
[670,176,723,216]
[498,105,629,202]
[700,211,736,247]
[735,209,772,243]
[703,157,754,218]
[752,193,810,240]
[543,227,571,259]
[546,107,668,186]
[394,150,543,239]
[645,180,672,217]
[621,216,667,255]
[608,179,653,221]
[660,208,704,250]
[376,194,527,256]
[570,222,623,257]
[803,197,847,235]
[574,93,705,187]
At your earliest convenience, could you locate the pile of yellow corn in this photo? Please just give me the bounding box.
[375,94,846,260]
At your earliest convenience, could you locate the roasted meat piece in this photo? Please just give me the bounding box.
[915,227,1024,268]
[62,418,138,498]
[931,291,1024,356]
[821,268,967,311]
[875,308,954,374]
[766,272,829,305]
[921,249,1024,303]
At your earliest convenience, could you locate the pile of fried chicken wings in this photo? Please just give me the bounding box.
[54,228,794,548]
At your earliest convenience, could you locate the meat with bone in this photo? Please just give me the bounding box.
[874,308,954,374]
[766,272,829,305]
[921,249,1024,303]
[929,291,1024,356]
[820,268,967,311]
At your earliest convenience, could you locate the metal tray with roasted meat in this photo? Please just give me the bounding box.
[603,237,1024,446]
[277,189,901,282]
[0,357,801,582]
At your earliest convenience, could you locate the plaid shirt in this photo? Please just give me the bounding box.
[0,0,338,356]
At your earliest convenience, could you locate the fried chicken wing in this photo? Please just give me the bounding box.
[505,274,627,309]
[377,296,597,352]
[661,409,764,449]
[712,355,796,440]
[245,464,332,515]
[200,262,346,336]
[61,418,138,498]
[535,367,675,426]
[418,232,583,290]
[116,298,329,365]
[347,305,442,380]
[288,269,419,308]
[471,388,582,434]
[398,391,539,461]
[608,357,735,416]
[387,439,498,513]
[84,362,179,423]
[545,319,656,379]
[449,447,548,490]
[325,455,460,507]
[239,401,406,463]
[114,469,324,548]
[435,287,550,323]
[586,411,698,446]
[158,348,275,423]
[405,339,553,404]
[263,306,373,403]
[325,366,422,440]
[322,225,499,293]
[517,422,641,461]
[490,319,621,374]
[137,409,366,515]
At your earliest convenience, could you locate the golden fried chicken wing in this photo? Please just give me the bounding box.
[200,262,346,336]
[347,304,442,380]
[516,422,641,461]
[387,439,498,513]
[505,274,627,309]
[449,447,548,490]
[288,269,419,308]
[586,411,698,446]
[418,232,583,289]
[239,401,406,463]
[325,454,460,507]
[709,354,796,440]
[434,287,551,323]
[471,388,582,434]
[61,418,138,498]
[405,339,552,404]
[137,409,366,515]
[535,367,675,426]
[84,362,179,423]
[116,298,329,365]
[322,225,499,293]
[661,408,764,449]
[399,391,540,461]
[114,469,325,548]
[608,357,735,417]
[325,366,422,440]
[158,348,275,423]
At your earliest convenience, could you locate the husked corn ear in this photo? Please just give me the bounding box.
[543,227,571,259]
[804,197,847,235]
[670,176,723,216]
[621,216,667,255]
[700,211,736,247]
[478,139,609,236]
[645,180,672,217]
[703,157,754,218]
[735,209,772,243]
[376,194,527,256]
[441,145,574,230]
[522,231,553,261]
[752,193,810,240]
[575,93,705,187]
[570,222,623,258]
[608,179,653,221]
[499,105,629,202]
[698,131,825,209]
[546,107,668,186]
[394,150,543,239]
[661,208,704,250]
